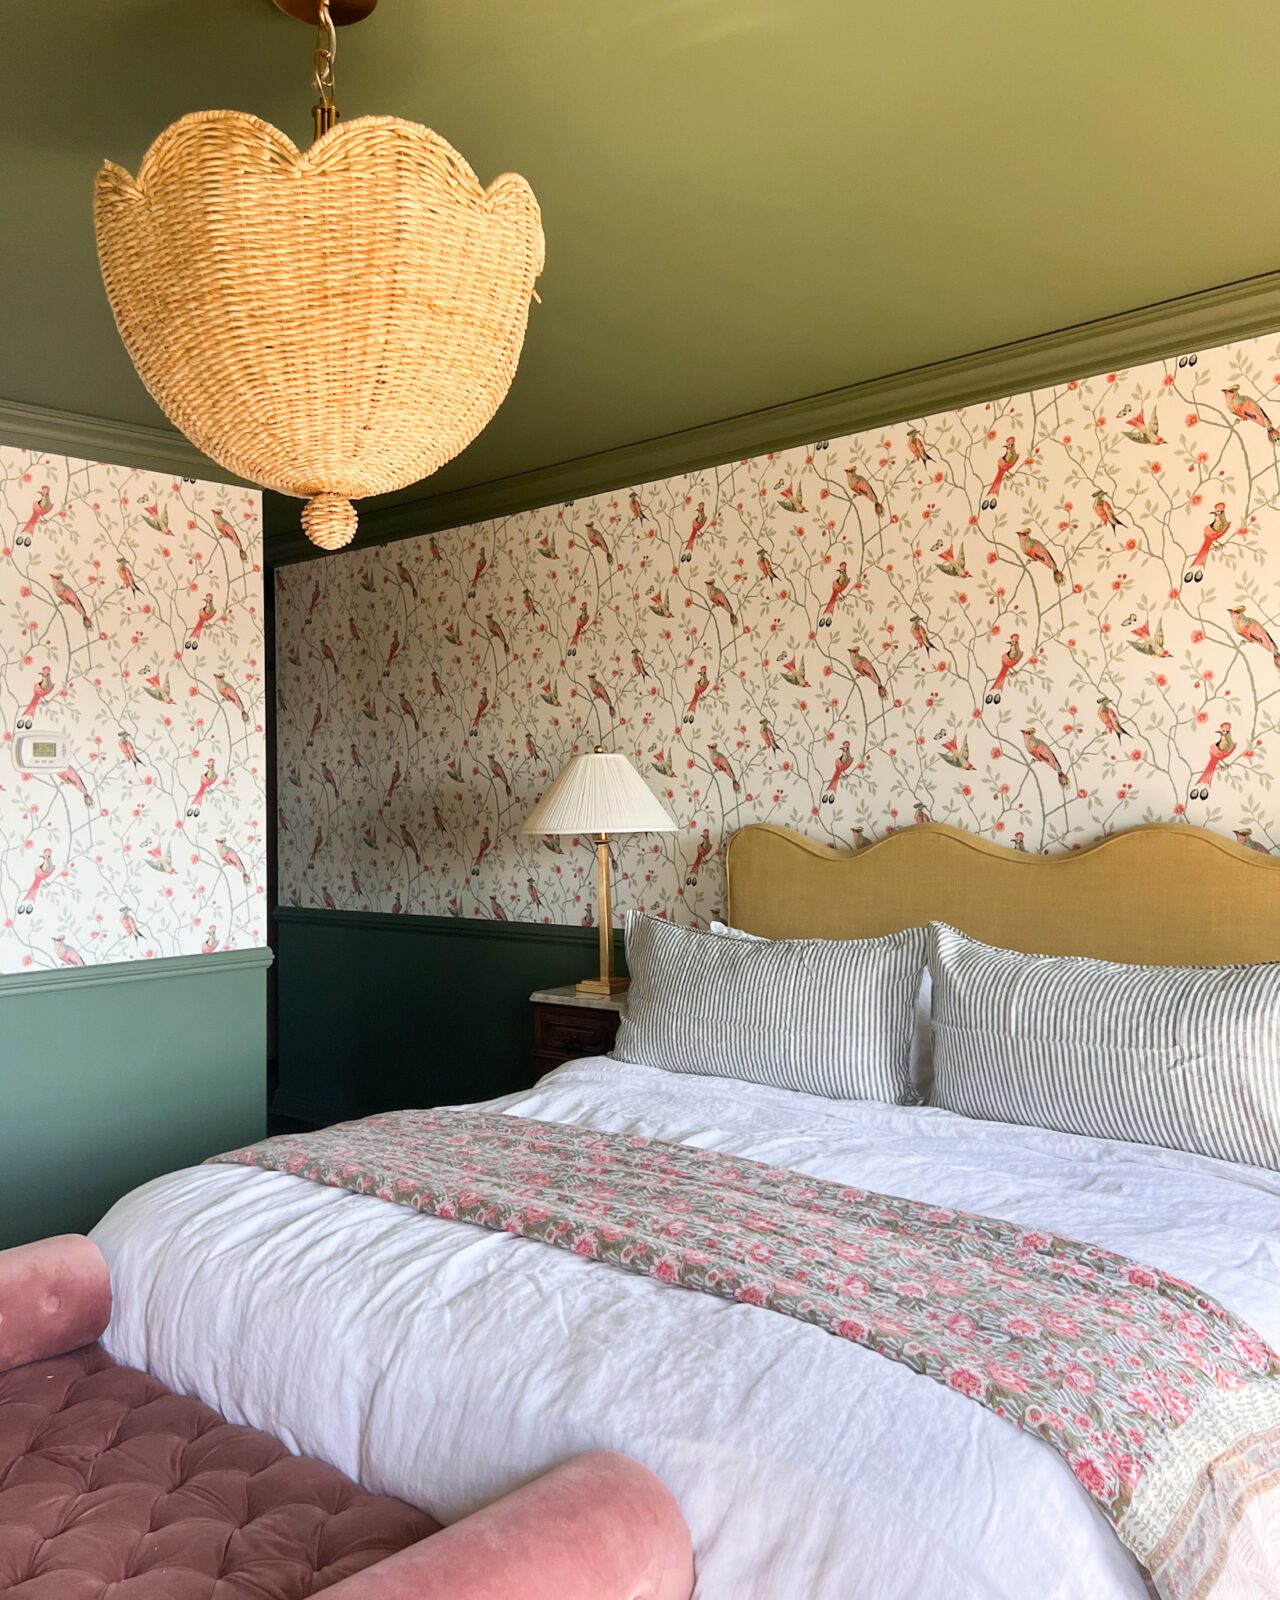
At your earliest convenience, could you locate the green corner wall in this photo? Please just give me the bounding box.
[0,950,272,1249]
[272,910,621,1126]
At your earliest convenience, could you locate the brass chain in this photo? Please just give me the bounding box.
[312,1,339,138]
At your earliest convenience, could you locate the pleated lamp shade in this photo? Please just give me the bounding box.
[522,750,677,836]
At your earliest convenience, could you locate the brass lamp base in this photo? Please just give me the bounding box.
[577,975,630,996]
[272,0,377,26]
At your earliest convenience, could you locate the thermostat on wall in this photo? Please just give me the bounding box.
[14,733,68,771]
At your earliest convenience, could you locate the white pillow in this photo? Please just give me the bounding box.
[711,921,934,1096]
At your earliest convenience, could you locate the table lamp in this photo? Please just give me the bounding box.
[522,746,678,994]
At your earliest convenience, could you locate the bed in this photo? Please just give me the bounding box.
[92,822,1280,1600]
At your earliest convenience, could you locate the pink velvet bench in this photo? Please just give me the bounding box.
[0,1234,695,1599]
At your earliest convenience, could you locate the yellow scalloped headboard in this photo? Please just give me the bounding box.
[725,822,1280,966]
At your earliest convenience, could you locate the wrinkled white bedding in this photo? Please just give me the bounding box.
[93,1057,1280,1600]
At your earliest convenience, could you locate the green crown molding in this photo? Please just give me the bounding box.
[274,903,616,950]
[0,945,273,998]
[0,396,245,485]
[266,268,1280,565]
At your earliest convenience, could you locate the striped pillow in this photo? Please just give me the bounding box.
[614,912,928,1103]
[928,921,1280,1170]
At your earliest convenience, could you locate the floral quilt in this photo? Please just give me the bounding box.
[211,1110,1280,1598]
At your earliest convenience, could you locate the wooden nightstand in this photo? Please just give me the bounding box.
[531,986,625,1079]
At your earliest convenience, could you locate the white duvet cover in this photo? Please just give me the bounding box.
[93,1057,1280,1600]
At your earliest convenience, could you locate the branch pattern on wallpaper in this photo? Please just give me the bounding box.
[277,332,1280,926]
[0,445,266,970]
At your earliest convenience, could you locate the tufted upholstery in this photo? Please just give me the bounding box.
[0,1344,438,1598]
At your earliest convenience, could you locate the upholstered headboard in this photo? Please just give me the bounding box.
[724,822,1280,966]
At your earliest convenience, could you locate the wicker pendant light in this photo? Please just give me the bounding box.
[94,0,544,552]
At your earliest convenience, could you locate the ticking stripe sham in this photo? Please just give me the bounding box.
[928,921,1280,1171]
[614,912,928,1103]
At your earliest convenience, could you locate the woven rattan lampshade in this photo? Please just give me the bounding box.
[94,109,544,551]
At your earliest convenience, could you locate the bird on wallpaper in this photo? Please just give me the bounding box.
[649,589,673,618]
[140,500,170,536]
[939,735,973,771]
[1190,722,1235,801]
[57,768,92,807]
[308,706,323,745]
[705,579,738,628]
[1119,409,1165,446]
[186,592,216,651]
[936,544,969,578]
[1022,727,1071,788]
[142,670,173,706]
[908,427,934,466]
[317,639,339,674]
[1097,696,1130,742]
[708,742,741,793]
[428,536,445,566]
[143,842,175,876]
[304,579,321,624]
[48,572,92,629]
[543,835,564,855]
[821,740,854,803]
[585,521,613,564]
[17,485,53,547]
[779,655,809,687]
[20,848,54,914]
[17,667,53,730]
[777,484,806,514]
[1012,832,1028,852]
[914,801,931,825]
[349,743,365,773]
[538,681,561,706]
[384,760,403,809]
[536,530,557,559]
[685,828,714,886]
[1228,605,1280,668]
[214,672,250,724]
[383,632,401,678]
[652,749,675,778]
[819,561,850,627]
[844,469,883,515]
[910,614,935,655]
[1017,528,1065,584]
[471,826,492,876]
[521,586,540,618]
[1222,384,1280,443]
[187,758,217,818]
[399,826,422,866]
[52,936,85,968]
[527,878,543,908]
[308,827,324,868]
[567,602,591,656]
[359,697,378,723]
[760,719,779,752]
[201,927,219,955]
[470,687,491,736]
[117,554,141,595]
[347,615,363,644]
[588,673,616,717]
[394,560,418,600]
[985,633,1022,705]
[286,764,303,788]
[681,501,709,562]
[215,838,251,884]
[467,551,487,598]
[486,615,510,656]
[524,731,541,762]
[322,888,339,911]
[849,643,888,699]
[398,694,421,734]
[1129,617,1171,657]
[489,897,510,922]
[118,732,144,768]
[683,665,711,724]
[432,805,451,838]
[757,548,780,587]
[852,826,871,851]
[981,437,1018,510]
[1092,489,1125,530]
[1234,828,1271,854]
[489,756,512,798]
[212,508,247,562]
[631,646,651,679]
[1185,503,1232,583]
[120,908,141,941]
[321,763,338,793]
[358,568,376,594]
[284,642,303,668]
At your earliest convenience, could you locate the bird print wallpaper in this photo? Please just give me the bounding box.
[276,330,1280,926]
[0,444,266,970]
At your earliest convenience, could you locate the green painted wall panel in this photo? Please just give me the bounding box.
[0,957,270,1249]
[273,911,622,1127]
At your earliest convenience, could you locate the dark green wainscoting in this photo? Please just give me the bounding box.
[272,909,624,1128]
[0,949,272,1250]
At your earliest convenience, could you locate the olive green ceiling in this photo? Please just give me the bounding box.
[5,0,1280,529]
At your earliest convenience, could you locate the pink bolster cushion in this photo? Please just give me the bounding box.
[0,1233,112,1372]
[323,1450,694,1600]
